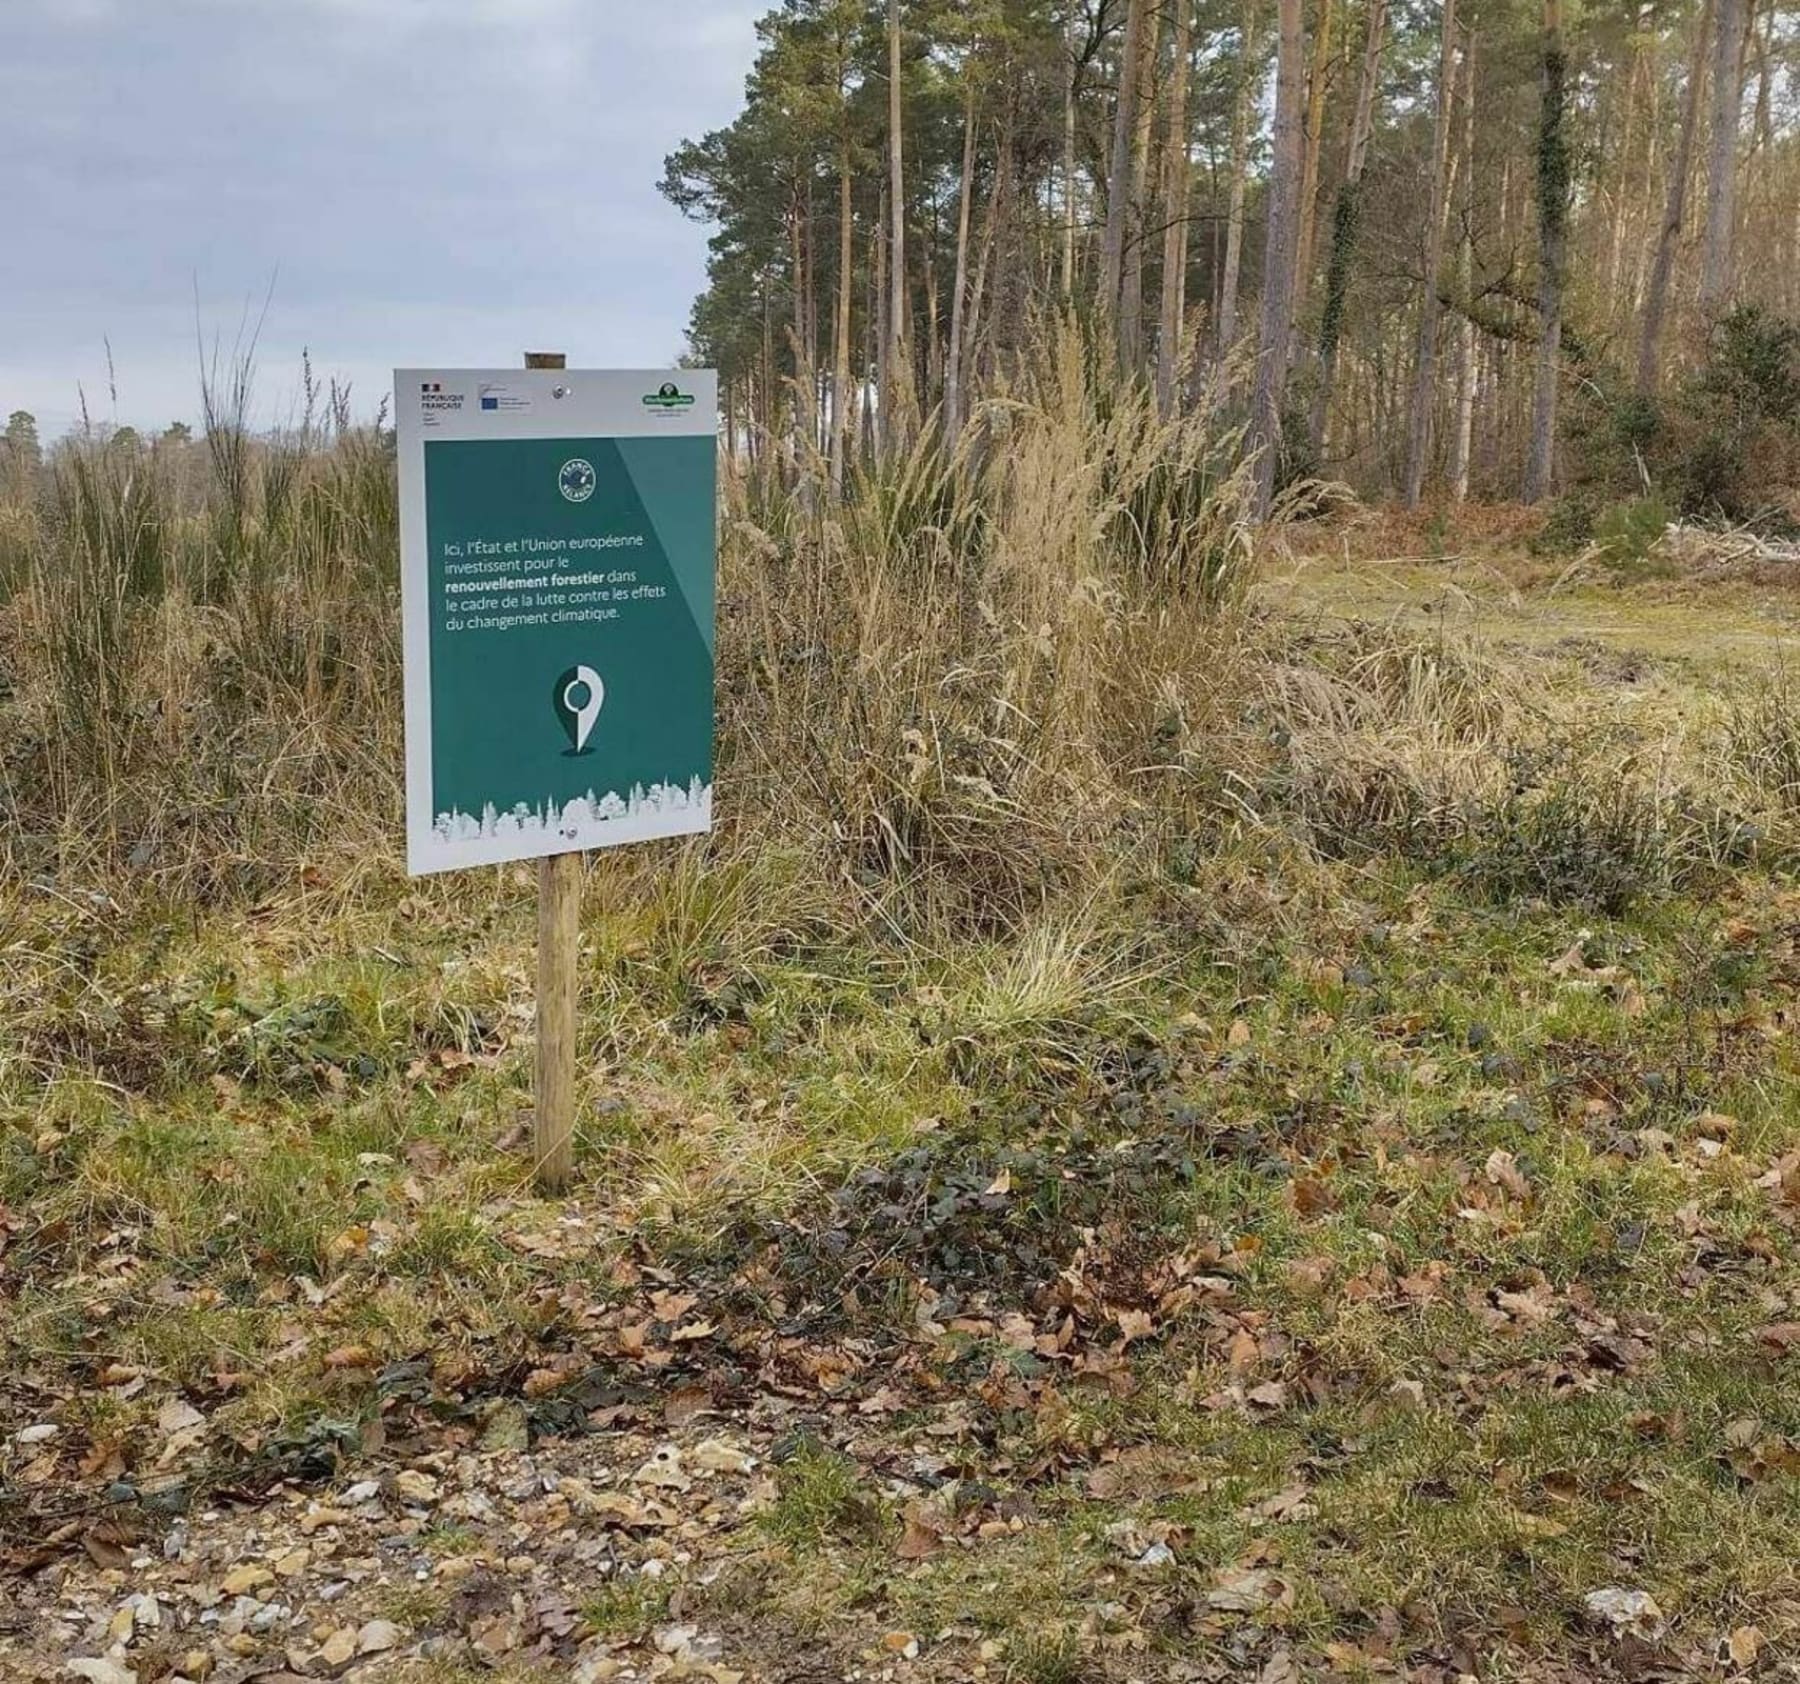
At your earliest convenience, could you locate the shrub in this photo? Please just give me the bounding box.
[1591,494,1671,573]
[1530,492,1595,557]
[1658,305,1800,523]
[1697,302,1800,424]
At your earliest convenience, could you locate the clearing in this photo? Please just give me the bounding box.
[4,520,1800,1684]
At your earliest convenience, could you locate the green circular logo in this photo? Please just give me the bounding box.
[558,458,596,502]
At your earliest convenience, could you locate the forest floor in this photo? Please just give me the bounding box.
[6,518,1800,1684]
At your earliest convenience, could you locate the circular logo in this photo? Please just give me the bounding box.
[558,458,596,503]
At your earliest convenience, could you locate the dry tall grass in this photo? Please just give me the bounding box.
[1,330,1265,922]
[1,327,1790,943]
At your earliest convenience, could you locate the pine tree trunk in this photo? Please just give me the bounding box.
[1403,0,1459,510]
[1310,0,1386,451]
[922,219,940,400]
[1628,59,1660,321]
[830,135,855,495]
[1118,1,1160,376]
[1101,0,1150,347]
[790,198,813,483]
[874,186,890,452]
[1449,32,1478,504]
[1063,4,1079,300]
[1250,0,1308,517]
[886,0,912,446]
[761,283,775,469]
[1639,0,1711,393]
[1214,0,1261,371]
[1157,0,1196,415]
[1293,0,1337,323]
[799,177,817,454]
[1604,17,1646,331]
[962,115,1012,398]
[945,88,978,446]
[1748,0,1773,201]
[1698,0,1747,315]
[1525,0,1568,505]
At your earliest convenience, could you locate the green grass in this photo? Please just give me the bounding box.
[761,1440,886,1552]
[7,424,1800,1675]
[581,1572,674,1639]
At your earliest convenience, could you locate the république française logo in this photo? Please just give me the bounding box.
[553,665,604,755]
[641,381,696,411]
[558,458,596,502]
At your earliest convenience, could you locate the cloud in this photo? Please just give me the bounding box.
[1,0,763,436]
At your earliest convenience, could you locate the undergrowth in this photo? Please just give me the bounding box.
[6,335,1800,1676]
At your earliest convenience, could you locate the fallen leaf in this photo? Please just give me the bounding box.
[664,1384,714,1427]
[1727,1625,1764,1668]
[691,1438,755,1475]
[1247,1483,1313,1521]
[1485,1148,1531,1201]
[897,1512,942,1560]
[156,1398,204,1437]
[1757,1321,1800,1355]
[1115,1308,1155,1345]
[1209,1567,1290,1613]
[1290,1176,1339,1217]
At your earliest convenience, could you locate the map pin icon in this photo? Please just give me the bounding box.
[554,665,604,755]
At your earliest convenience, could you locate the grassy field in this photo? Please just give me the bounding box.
[5,390,1800,1682]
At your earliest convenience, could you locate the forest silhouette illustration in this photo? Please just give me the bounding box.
[6,2,1800,1682]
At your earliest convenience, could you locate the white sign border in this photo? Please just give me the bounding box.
[395,368,719,877]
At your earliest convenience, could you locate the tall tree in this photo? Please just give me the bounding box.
[1403,0,1460,508]
[661,0,1791,517]
[1157,0,1197,415]
[1448,29,1478,504]
[1251,0,1308,516]
[1639,0,1712,392]
[4,410,40,473]
[1214,0,1262,372]
[1310,0,1386,451]
[1118,1,1161,373]
[1698,0,1747,314]
[1525,0,1569,504]
[1293,0,1337,313]
[824,1,863,493]
[1101,0,1152,352]
[945,84,979,444]
[1061,1,1080,299]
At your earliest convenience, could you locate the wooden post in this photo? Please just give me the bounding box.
[526,349,579,1193]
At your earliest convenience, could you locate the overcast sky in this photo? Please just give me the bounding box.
[1,0,765,439]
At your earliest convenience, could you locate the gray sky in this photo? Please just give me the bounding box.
[1,0,764,439]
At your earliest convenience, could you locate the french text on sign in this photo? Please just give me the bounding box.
[395,369,719,876]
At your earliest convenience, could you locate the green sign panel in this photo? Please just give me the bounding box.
[397,370,717,874]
